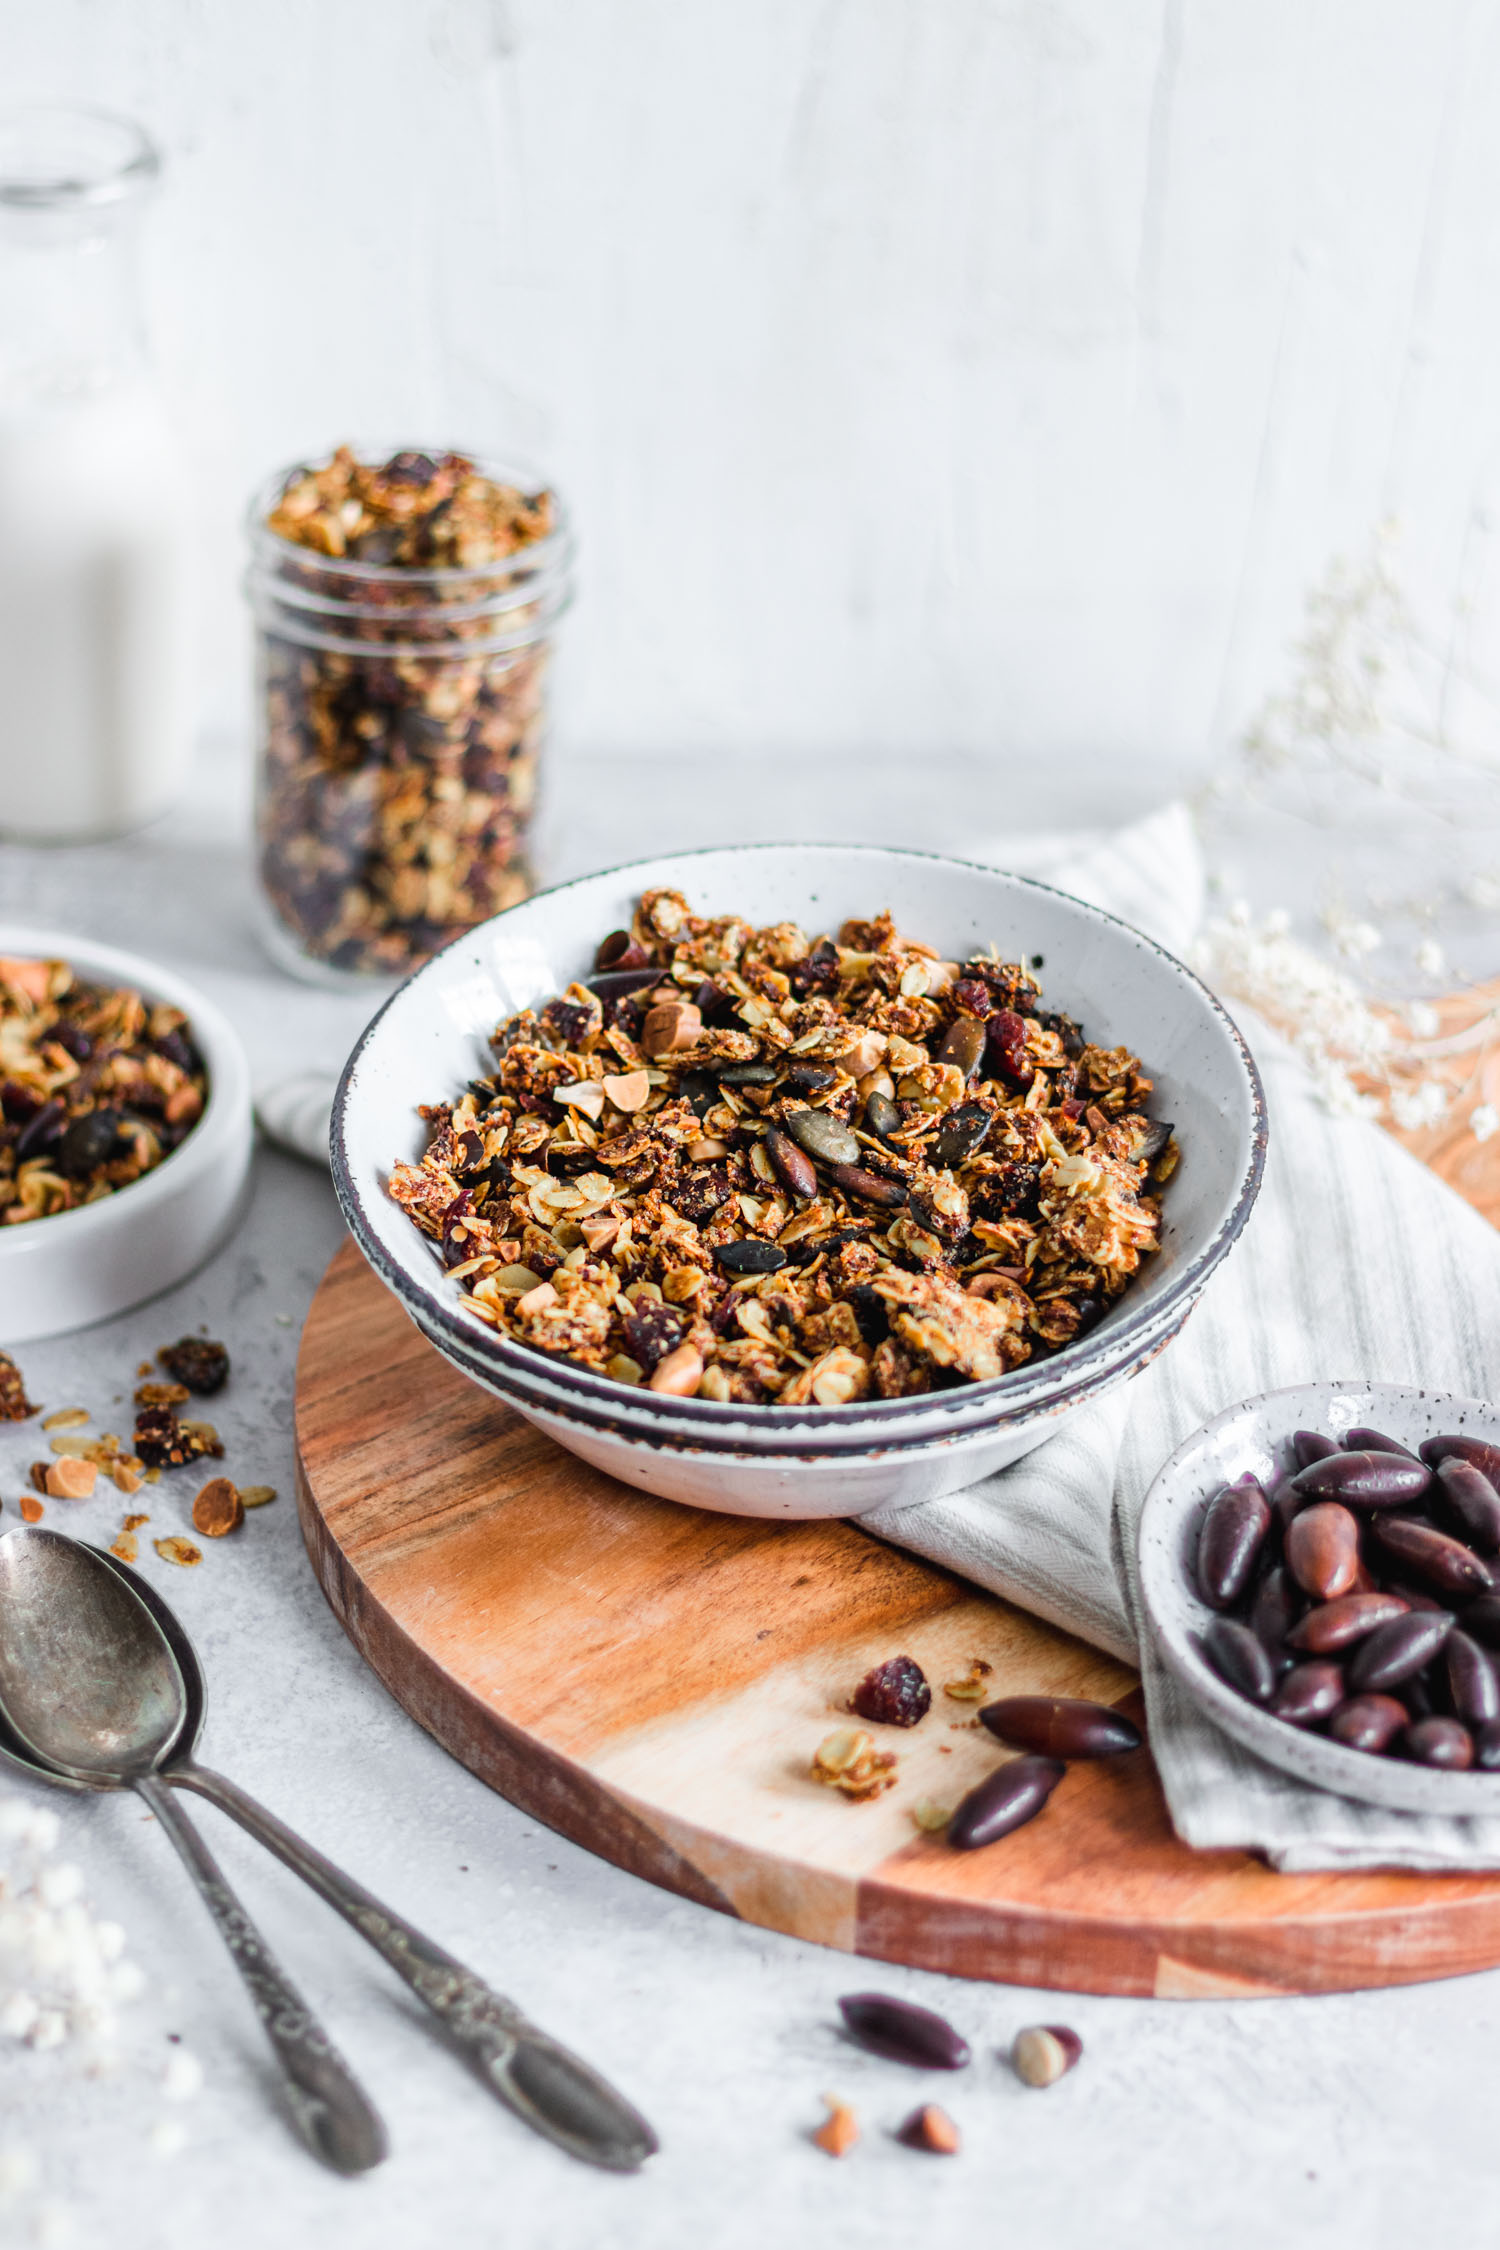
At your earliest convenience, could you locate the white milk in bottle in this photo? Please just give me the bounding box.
[0,107,189,841]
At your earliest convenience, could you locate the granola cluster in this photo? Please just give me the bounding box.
[389,894,1176,1406]
[0,958,206,1226]
[254,447,564,980]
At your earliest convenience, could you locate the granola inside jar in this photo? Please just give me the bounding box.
[246,445,574,984]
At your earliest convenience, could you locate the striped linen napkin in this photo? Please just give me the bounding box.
[865,804,1500,1871]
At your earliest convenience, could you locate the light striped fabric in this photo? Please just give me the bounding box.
[866,804,1500,1870]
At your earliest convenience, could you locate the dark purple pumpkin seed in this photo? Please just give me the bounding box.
[1202,1617,1276,1703]
[930,1101,992,1169]
[1369,1516,1490,1598]
[1404,1716,1474,1770]
[837,1993,971,2070]
[15,1098,64,1163]
[824,1161,907,1209]
[1196,1480,1271,1609]
[1460,1595,1500,1648]
[719,1061,778,1087]
[1286,1591,1409,1654]
[938,1018,988,1082]
[1346,1609,1454,1693]
[1292,1429,1341,1469]
[1271,1661,1344,1726]
[978,1695,1140,1759]
[784,1110,861,1167]
[1327,1694,1408,1754]
[1285,1504,1361,1599]
[1249,1566,1302,1655]
[1289,1451,1432,1506]
[1420,1433,1500,1487]
[1475,1718,1500,1770]
[764,1127,817,1201]
[587,965,660,1003]
[1343,1426,1420,1460]
[862,1090,901,1142]
[1434,1459,1500,1554]
[947,1756,1065,1851]
[1446,1631,1500,1724]
[782,1062,840,1096]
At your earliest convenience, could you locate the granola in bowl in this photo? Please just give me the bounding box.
[0,956,207,1226]
[386,890,1177,1406]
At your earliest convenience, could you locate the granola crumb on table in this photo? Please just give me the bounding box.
[388,893,1176,1407]
[0,960,207,1227]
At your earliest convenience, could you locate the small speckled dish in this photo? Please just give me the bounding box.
[1139,1380,1500,1815]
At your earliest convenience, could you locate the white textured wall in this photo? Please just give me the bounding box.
[6,0,1500,800]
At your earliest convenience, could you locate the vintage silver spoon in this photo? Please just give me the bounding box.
[0,1530,657,2173]
[0,1527,387,2174]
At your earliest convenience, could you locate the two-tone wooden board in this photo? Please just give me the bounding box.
[293,1241,1500,1998]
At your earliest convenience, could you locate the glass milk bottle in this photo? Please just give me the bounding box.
[0,107,190,840]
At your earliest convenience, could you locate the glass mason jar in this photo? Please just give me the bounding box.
[0,105,191,840]
[245,447,574,986]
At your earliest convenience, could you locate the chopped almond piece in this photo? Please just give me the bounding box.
[41,1407,90,1431]
[44,1458,96,1500]
[813,2097,859,2158]
[191,1478,244,1538]
[601,1069,650,1113]
[18,1496,43,1523]
[515,1281,559,1318]
[640,1001,701,1058]
[0,957,50,1004]
[648,1342,703,1397]
[111,1462,143,1496]
[897,2104,960,2155]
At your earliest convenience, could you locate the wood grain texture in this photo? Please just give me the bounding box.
[294,1240,1500,1999]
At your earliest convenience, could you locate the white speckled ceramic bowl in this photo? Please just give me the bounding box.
[1139,1380,1500,1814]
[0,928,254,1343]
[333,843,1267,1518]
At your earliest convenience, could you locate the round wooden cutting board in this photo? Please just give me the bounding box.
[294,1241,1500,1999]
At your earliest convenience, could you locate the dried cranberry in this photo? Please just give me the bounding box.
[852,1656,931,1728]
[788,940,839,1000]
[15,1099,64,1163]
[154,1027,201,1077]
[594,930,649,973]
[848,1284,890,1346]
[539,997,597,1048]
[623,1300,688,1373]
[0,1080,40,1125]
[951,978,995,1019]
[984,1010,1034,1089]
[158,1336,230,1395]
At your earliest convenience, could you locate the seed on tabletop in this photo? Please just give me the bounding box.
[42,1458,96,1501]
[156,1337,230,1396]
[1011,2025,1083,2088]
[911,1798,951,1834]
[942,1658,993,1702]
[40,1407,89,1432]
[979,1695,1141,1759]
[18,1497,43,1523]
[812,2096,859,2158]
[896,2104,961,2155]
[191,1479,243,1539]
[0,1351,35,1421]
[838,1993,971,2070]
[851,1656,931,1728]
[811,1729,898,1801]
[1202,1617,1276,1703]
[153,1537,202,1568]
[135,1381,189,1410]
[947,1755,1065,1850]
[135,1360,154,1379]
[239,1485,277,1509]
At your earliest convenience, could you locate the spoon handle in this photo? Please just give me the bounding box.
[172,1761,657,2172]
[134,1774,388,2175]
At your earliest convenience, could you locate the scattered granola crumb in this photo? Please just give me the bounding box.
[0,1353,35,1421]
[18,1496,43,1523]
[27,1463,49,1495]
[943,1658,994,1703]
[134,1382,189,1409]
[110,1534,139,1565]
[134,1405,221,1471]
[152,1537,201,1568]
[156,1338,229,1396]
[145,1467,161,1485]
[122,1513,150,1532]
[813,2096,859,2158]
[40,1408,89,1431]
[851,1655,931,1727]
[238,1485,277,1510]
[135,1360,154,1378]
[811,1728,898,1800]
[910,1798,952,1833]
[191,1479,243,1539]
[43,1459,96,1501]
[110,1462,143,1496]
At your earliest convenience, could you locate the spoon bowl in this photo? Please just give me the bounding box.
[0,1526,184,1780]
